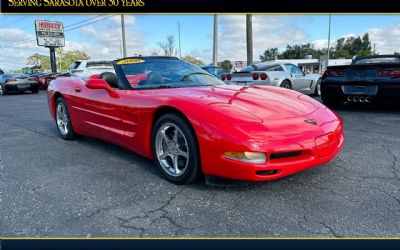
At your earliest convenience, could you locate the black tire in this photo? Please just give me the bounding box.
[313,78,321,96]
[0,84,6,96]
[280,80,292,89]
[55,97,77,140]
[152,113,201,185]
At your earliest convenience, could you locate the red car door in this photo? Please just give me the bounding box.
[74,86,130,148]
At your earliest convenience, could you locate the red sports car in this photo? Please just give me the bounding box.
[47,56,344,184]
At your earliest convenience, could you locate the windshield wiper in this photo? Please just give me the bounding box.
[180,72,210,81]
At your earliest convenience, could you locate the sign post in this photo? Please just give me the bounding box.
[35,20,65,73]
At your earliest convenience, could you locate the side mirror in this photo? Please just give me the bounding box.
[86,79,119,98]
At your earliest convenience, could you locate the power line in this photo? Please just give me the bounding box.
[0,15,30,29]
[65,15,117,32]
[0,15,116,49]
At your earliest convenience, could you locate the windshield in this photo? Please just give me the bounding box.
[354,57,400,65]
[117,58,225,89]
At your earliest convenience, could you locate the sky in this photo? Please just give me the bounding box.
[0,14,400,70]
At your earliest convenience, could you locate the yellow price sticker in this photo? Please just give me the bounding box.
[117,59,145,64]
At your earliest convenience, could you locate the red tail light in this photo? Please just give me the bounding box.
[260,73,267,80]
[325,70,344,77]
[221,75,226,81]
[378,69,400,76]
[227,74,232,80]
[5,79,17,83]
[252,73,259,80]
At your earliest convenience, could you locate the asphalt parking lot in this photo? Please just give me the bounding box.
[1,91,400,237]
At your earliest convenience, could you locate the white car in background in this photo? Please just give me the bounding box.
[222,62,322,96]
[70,59,115,79]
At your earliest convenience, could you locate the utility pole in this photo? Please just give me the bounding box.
[246,14,253,66]
[327,14,331,63]
[121,14,127,58]
[212,14,218,66]
[177,21,182,58]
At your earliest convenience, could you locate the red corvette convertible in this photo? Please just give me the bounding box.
[47,56,344,184]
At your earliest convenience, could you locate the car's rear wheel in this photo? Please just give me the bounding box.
[280,80,292,89]
[152,113,200,185]
[55,97,77,140]
[314,78,321,96]
[0,84,5,95]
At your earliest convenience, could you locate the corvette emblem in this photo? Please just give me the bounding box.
[304,119,318,125]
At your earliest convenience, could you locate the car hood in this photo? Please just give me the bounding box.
[177,85,320,122]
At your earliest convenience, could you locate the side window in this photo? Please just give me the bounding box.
[285,64,302,74]
[291,65,302,74]
[71,61,81,70]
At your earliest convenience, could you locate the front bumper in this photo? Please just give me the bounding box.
[199,110,344,182]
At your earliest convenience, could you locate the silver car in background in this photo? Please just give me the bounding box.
[70,59,115,79]
[222,62,321,96]
[0,74,39,95]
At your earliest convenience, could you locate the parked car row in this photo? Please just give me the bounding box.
[219,62,321,96]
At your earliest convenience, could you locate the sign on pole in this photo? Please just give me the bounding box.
[35,20,65,73]
[35,20,65,47]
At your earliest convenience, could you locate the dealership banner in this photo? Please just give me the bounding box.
[1,0,400,13]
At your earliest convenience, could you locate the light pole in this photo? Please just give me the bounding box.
[246,14,253,66]
[121,14,127,58]
[212,14,218,66]
[327,14,331,63]
[177,21,182,58]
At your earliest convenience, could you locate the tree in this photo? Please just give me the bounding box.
[332,33,376,59]
[218,60,233,71]
[157,35,176,56]
[26,50,90,72]
[59,50,90,71]
[182,55,204,65]
[278,43,322,59]
[260,48,279,61]
[27,54,51,71]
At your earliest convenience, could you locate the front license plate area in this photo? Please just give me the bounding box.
[342,85,378,96]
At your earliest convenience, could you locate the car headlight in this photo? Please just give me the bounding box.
[224,151,267,164]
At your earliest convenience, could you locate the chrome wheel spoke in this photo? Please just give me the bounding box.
[161,130,172,144]
[177,149,188,158]
[172,126,178,143]
[173,156,181,175]
[159,151,169,160]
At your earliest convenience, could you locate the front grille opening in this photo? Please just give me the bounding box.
[256,170,278,176]
[269,151,302,160]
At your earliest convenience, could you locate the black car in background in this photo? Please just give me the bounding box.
[0,74,39,95]
[321,55,400,107]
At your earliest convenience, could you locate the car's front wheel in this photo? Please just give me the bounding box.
[55,97,77,140]
[152,113,201,185]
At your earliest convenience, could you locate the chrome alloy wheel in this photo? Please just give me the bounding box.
[155,122,189,177]
[0,85,3,95]
[56,102,69,136]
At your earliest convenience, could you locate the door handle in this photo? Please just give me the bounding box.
[75,87,82,93]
